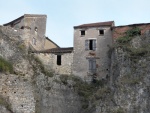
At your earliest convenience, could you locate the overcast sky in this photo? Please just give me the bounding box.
[0,0,150,47]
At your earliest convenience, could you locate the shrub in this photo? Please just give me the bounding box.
[33,56,54,77]
[116,27,141,44]
[0,57,13,73]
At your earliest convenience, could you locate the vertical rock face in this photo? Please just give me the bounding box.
[89,30,150,113]
[33,74,82,113]
[0,26,82,113]
[1,23,150,113]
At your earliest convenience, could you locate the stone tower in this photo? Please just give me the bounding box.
[73,21,114,81]
[3,14,47,51]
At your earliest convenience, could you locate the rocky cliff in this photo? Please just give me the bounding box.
[0,25,150,113]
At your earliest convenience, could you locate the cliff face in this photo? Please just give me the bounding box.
[0,26,81,113]
[86,29,150,113]
[0,25,150,113]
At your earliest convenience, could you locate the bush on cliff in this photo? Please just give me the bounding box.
[0,57,13,74]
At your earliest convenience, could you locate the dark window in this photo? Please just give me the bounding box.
[99,29,104,35]
[89,59,96,73]
[81,30,85,36]
[57,55,61,65]
[85,39,96,50]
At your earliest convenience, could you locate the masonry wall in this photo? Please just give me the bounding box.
[35,52,73,75]
[24,15,47,51]
[113,24,150,39]
[73,26,113,81]
[4,15,47,51]
[44,38,58,50]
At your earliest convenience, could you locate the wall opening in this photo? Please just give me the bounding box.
[81,30,85,36]
[85,39,96,50]
[99,29,104,35]
[32,38,36,45]
[57,55,61,65]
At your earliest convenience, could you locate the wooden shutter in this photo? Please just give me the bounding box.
[93,39,96,51]
[85,40,89,50]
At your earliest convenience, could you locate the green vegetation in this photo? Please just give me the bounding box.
[18,43,26,51]
[116,27,141,44]
[32,55,54,77]
[112,107,125,113]
[56,75,110,109]
[0,57,13,74]
[120,72,142,85]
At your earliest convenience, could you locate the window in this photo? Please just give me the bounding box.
[81,30,85,36]
[57,55,61,65]
[35,27,38,32]
[89,59,96,73]
[85,39,96,50]
[32,38,36,45]
[99,29,104,35]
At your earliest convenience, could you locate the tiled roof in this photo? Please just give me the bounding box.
[74,21,114,28]
[45,37,60,48]
[35,47,73,53]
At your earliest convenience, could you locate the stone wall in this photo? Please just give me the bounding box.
[73,26,113,81]
[35,52,73,75]
[113,24,150,39]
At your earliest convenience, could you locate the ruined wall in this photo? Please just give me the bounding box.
[36,52,73,75]
[3,14,47,51]
[24,14,47,51]
[113,24,150,39]
[73,26,113,81]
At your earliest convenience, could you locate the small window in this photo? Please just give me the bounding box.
[32,38,36,45]
[57,55,61,65]
[89,59,96,73]
[35,27,38,32]
[81,30,85,36]
[99,29,104,35]
[85,39,96,51]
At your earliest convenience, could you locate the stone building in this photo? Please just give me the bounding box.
[3,14,58,51]
[3,14,150,80]
[35,47,73,75]
[73,21,114,81]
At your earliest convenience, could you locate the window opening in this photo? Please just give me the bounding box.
[85,39,96,50]
[32,38,36,45]
[57,55,61,65]
[99,29,104,35]
[81,30,85,36]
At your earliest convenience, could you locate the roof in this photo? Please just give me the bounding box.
[3,14,47,26]
[35,47,73,54]
[45,37,60,48]
[114,22,150,28]
[74,21,114,28]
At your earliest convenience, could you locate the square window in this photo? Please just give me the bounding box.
[99,30,104,35]
[81,30,85,36]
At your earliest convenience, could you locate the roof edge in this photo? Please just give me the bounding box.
[45,37,60,48]
[3,14,47,26]
[74,21,114,29]
[114,22,150,28]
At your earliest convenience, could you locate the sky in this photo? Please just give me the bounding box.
[0,0,150,47]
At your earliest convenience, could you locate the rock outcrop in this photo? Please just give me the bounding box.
[0,25,150,113]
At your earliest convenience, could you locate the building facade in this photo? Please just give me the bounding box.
[73,21,114,81]
[4,14,48,51]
